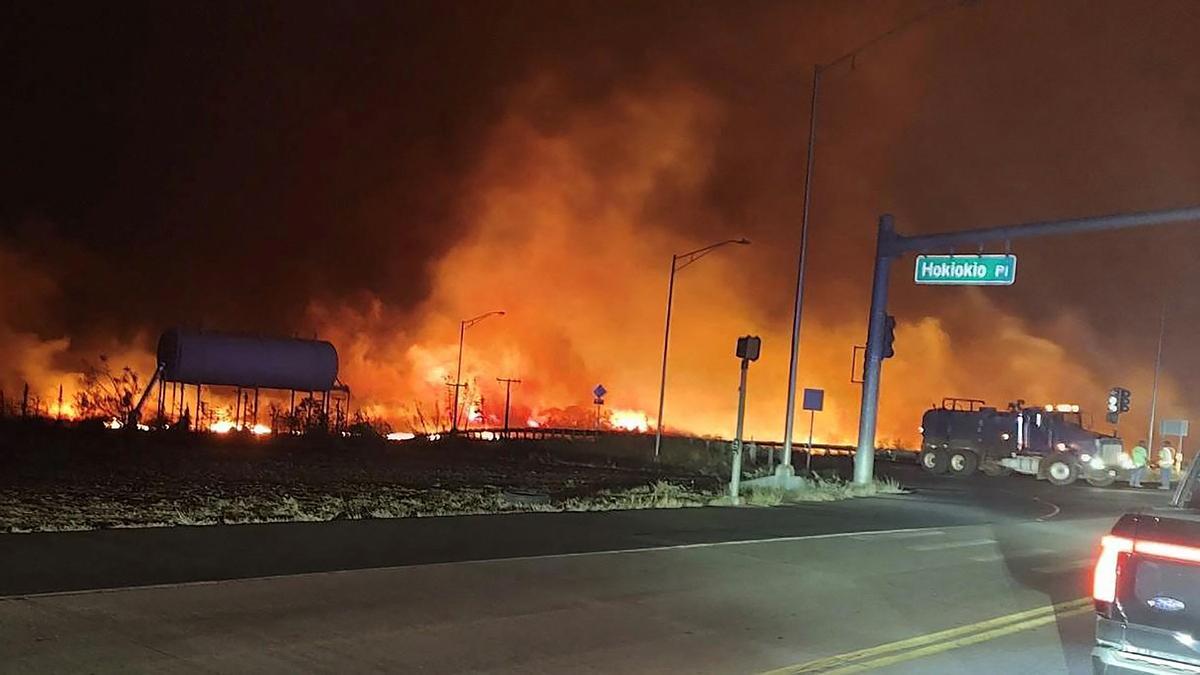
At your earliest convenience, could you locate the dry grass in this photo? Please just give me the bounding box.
[738,475,907,506]
[0,473,908,531]
[0,480,723,532]
[558,480,713,511]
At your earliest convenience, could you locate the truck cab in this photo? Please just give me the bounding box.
[1093,458,1200,673]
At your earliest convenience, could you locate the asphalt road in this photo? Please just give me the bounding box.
[0,462,1175,673]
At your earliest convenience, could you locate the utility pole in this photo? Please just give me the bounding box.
[1147,300,1167,452]
[854,205,1200,486]
[496,377,521,434]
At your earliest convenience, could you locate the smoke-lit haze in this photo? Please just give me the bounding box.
[3,0,1199,444]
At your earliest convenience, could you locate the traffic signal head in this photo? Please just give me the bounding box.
[1107,388,1120,414]
[882,315,896,359]
[1119,388,1131,413]
[736,335,761,361]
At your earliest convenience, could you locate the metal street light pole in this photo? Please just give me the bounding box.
[654,254,678,460]
[781,63,821,474]
[780,0,971,474]
[451,310,505,432]
[1147,300,1166,453]
[653,238,750,460]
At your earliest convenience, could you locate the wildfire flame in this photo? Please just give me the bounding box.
[609,409,650,433]
[102,418,149,431]
[208,420,272,435]
[2,63,1187,450]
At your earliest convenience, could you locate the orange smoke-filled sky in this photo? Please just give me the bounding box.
[3,1,1200,444]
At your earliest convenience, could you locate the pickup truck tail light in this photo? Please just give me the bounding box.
[1093,534,1200,603]
[1094,535,1133,603]
[1134,539,1200,563]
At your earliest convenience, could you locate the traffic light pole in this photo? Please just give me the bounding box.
[853,215,895,485]
[853,205,1200,486]
[730,356,750,506]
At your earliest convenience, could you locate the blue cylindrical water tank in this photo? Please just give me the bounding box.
[157,329,339,391]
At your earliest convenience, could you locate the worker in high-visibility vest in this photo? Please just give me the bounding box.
[1129,440,1149,488]
[1159,440,1176,491]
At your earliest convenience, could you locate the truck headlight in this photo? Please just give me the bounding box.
[1080,454,1092,462]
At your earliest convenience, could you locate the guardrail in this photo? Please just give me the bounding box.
[439,427,914,456]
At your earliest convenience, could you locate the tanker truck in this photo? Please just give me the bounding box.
[918,398,1129,487]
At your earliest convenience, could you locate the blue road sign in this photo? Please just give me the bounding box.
[802,388,824,412]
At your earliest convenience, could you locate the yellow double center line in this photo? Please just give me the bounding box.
[760,597,1093,674]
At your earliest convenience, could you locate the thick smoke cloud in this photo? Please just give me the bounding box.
[3,1,1199,443]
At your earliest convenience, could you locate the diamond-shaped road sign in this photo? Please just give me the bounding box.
[593,384,607,399]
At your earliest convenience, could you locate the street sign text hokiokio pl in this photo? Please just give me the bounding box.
[914,253,1017,285]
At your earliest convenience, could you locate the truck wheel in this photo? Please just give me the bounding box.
[1045,452,1078,486]
[1085,470,1116,488]
[919,448,949,474]
[947,450,979,477]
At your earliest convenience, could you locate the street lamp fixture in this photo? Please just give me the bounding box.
[452,310,506,432]
[653,238,751,460]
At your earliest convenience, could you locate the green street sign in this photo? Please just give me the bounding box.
[914,254,1017,285]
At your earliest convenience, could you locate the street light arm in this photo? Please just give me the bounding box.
[451,309,505,433]
[462,310,506,330]
[674,238,751,272]
[816,0,969,76]
[653,235,749,461]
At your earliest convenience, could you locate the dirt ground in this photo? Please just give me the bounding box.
[0,422,720,532]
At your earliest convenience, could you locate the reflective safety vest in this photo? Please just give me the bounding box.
[1159,446,1175,467]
